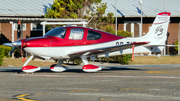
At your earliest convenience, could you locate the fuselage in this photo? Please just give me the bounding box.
[22,26,157,60]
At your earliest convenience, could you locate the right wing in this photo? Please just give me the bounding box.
[68,42,150,58]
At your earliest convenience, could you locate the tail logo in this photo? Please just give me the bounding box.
[155,25,163,36]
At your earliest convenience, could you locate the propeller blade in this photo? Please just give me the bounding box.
[17,20,21,40]
[8,47,16,55]
[3,40,24,56]
[3,43,14,47]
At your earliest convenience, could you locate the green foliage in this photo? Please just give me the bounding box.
[0,45,12,58]
[73,59,82,65]
[45,0,113,30]
[174,41,178,51]
[117,31,132,37]
[0,47,4,66]
[114,54,132,64]
[104,25,115,34]
[104,25,132,37]
[45,0,102,19]
[0,45,21,58]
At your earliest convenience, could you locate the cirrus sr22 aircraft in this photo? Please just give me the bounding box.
[3,12,171,73]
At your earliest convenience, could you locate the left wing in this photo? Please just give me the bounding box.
[69,42,149,58]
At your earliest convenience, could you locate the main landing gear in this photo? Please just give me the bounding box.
[81,56,102,72]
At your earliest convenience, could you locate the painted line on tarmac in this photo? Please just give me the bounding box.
[16,94,30,98]
[0,94,38,101]
[0,92,53,101]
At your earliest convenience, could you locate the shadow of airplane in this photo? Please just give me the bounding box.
[0,66,142,74]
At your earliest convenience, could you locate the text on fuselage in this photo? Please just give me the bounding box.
[116,42,136,45]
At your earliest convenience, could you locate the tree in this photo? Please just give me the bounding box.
[45,0,102,18]
[45,0,114,29]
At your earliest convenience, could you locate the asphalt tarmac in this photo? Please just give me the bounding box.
[0,64,180,101]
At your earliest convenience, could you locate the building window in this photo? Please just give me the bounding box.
[124,21,140,37]
[14,23,26,30]
[31,23,42,31]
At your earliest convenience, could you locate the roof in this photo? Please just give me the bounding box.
[0,0,54,17]
[0,17,87,23]
[102,0,180,17]
[0,0,180,17]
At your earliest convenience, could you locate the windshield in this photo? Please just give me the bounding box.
[45,27,66,38]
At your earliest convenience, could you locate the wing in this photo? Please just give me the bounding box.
[68,42,149,58]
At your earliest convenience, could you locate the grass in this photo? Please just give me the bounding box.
[1,56,180,67]
[129,56,180,65]
[1,58,56,67]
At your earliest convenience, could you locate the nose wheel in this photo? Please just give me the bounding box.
[22,55,41,74]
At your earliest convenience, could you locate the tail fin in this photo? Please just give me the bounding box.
[142,12,171,45]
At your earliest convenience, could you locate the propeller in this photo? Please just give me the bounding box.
[3,40,23,57]
[3,20,23,57]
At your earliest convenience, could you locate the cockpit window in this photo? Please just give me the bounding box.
[87,30,101,40]
[45,27,66,38]
[69,28,84,40]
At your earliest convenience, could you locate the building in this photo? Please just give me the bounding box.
[0,0,180,54]
[102,0,180,55]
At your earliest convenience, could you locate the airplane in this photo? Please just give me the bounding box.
[3,12,171,73]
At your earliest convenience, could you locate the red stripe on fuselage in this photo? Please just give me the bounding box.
[23,27,124,47]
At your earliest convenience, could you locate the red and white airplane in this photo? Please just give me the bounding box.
[4,12,171,73]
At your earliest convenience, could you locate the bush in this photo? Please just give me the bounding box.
[0,45,21,58]
[73,59,82,65]
[114,54,132,64]
[0,47,4,66]
[174,41,178,51]
[117,30,132,37]
[103,25,133,64]
[0,45,13,58]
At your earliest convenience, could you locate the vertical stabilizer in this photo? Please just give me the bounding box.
[141,12,171,45]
